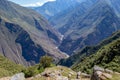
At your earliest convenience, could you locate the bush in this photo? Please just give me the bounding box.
[40,56,53,68]
[22,56,53,78]
[38,64,44,73]
[22,66,39,78]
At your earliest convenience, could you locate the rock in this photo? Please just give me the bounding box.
[77,71,81,76]
[95,71,102,77]
[114,72,120,75]
[93,65,104,72]
[81,73,91,78]
[11,73,25,80]
[105,69,113,74]
[34,74,41,78]
[41,70,62,78]
[56,76,68,80]
[91,66,113,80]
[41,71,51,77]
[68,73,72,78]
[26,77,34,80]
[93,71,112,80]
[76,71,81,79]
[69,72,74,75]
[42,73,50,77]
[99,76,107,80]
[102,73,112,79]
[55,70,61,76]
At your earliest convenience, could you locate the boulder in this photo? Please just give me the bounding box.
[81,73,91,78]
[11,73,25,80]
[105,69,113,74]
[114,72,120,75]
[68,73,72,79]
[42,72,50,77]
[95,71,102,77]
[34,74,41,78]
[101,73,112,79]
[49,72,58,77]
[69,72,74,75]
[56,76,68,80]
[76,71,81,79]
[91,66,112,80]
[93,65,104,72]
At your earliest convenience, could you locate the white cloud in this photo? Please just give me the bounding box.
[23,0,56,7]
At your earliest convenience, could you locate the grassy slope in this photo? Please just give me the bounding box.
[59,31,120,67]
[107,73,120,80]
[72,38,120,74]
[0,54,24,78]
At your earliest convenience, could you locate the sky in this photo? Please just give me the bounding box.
[8,0,56,7]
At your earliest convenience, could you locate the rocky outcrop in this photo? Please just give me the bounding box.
[33,66,91,80]
[91,66,113,80]
[11,73,25,80]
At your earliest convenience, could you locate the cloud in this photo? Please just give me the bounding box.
[23,0,56,7]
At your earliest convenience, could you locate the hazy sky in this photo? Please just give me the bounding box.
[8,0,56,7]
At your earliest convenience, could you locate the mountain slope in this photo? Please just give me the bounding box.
[72,34,120,73]
[59,0,120,55]
[32,0,80,19]
[107,0,120,17]
[49,0,98,32]
[0,0,67,66]
[59,30,120,67]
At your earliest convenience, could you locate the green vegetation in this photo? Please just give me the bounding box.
[0,55,24,78]
[22,64,42,78]
[59,31,120,74]
[107,73,120,80]
[72,39,120,74]
[23,55,54,78]
[0,55,54,78]
[59,30,120,67]
[40,55,53,68]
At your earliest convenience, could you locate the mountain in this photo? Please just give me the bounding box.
[31,0,120,55]
[59,30,120,67]
[32,0,80,19]
[59,30,120,73]
[58,0,120,55]
[49,0,98,31]
[107,0,120,17]
[0,0,67,66]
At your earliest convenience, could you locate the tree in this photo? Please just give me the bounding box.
[40,55,53,68]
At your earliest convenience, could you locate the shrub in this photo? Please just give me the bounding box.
[40,56,53,68]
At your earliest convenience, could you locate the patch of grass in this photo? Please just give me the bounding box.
[0,68,11,77]
[107,73,120,80]
[0,55,24,78]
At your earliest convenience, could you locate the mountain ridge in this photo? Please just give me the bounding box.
[58,0,120,55]
[32,0,81,19]
[0,0,67,66]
